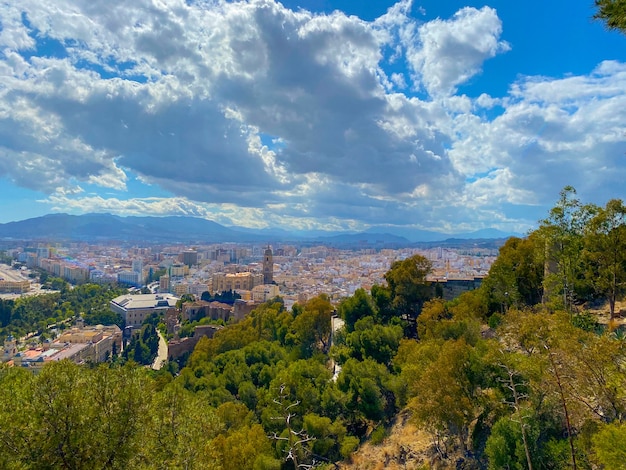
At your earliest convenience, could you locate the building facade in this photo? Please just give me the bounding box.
[110,293,179,328]
[211,272,264,293]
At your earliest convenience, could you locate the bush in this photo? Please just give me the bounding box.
[370,424,387,445]
[340,436,360,459]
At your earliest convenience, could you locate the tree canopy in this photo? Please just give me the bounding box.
[595,0,626,32]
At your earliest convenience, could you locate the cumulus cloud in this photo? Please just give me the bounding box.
[404,6,510,96]
[450,61,626,210]
[0,1,625,233]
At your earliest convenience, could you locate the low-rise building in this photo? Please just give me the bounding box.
[252,284,280,303]
[182,301,233,322]
[0,279,30,294]
[110,293,179,328]
[10,324,122,371]
[56,324,122,363]
[167,324,221,361]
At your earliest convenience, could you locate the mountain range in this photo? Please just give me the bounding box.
[0,213,521,246]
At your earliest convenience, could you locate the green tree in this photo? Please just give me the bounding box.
[338,288,376,332]
[148,382,222,469]
[482,234,544,313]
[287,295,333,357]
[417,298,482,345]
[594,0,626,32]
[383,254,432,336]
[212,424,275,470]
[592,422,626,469]
[486,412,541,470]
[408,339,486,454]
[249,300,291,343]
[337,357,395,424]
[538,186,592,311]
[582,198,626,318]
[344,317,403,365]
[0,361,150,469]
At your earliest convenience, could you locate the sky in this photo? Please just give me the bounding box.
[0,0,625,234]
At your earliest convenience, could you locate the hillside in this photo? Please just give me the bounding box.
[339,412,436,470]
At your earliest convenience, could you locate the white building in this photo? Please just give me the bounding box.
[110,293,179,328]
[117,270,141,286]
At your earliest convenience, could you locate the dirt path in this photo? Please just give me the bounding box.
[151,330,167,370]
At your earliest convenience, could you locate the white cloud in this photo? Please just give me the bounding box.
[0,1,624,233]
[404,6,510,96]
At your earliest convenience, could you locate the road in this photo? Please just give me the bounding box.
[331,315,345,381]
[152,330,168,370]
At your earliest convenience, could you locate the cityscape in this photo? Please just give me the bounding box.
[0,240,498,309]
[0,235,498,374]
[0,0,625,467]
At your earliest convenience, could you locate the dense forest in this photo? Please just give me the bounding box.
[1,187,626,469]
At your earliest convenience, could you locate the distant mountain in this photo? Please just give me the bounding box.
[365,225,521,242]
[0,213,254,243]
[451,228,524,240]
[310,232,411,248]
[0,213,520,245]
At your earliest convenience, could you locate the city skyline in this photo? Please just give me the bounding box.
[0,0,625,234]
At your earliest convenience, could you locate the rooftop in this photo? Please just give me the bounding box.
[110,293,179,310]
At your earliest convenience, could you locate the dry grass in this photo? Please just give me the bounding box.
[585,299,626,327]
[339,412,436,470]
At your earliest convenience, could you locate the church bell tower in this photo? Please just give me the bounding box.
[263,246,273,285]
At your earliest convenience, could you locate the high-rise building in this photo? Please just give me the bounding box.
[117,271,141,287]
[160,274,170,293]
[170,263,186,278]
[263,246,273,285]
[181,249,199,268]
[132,259,144,275]
[36,246,50,260]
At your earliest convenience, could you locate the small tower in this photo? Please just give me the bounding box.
[263,246,274,285]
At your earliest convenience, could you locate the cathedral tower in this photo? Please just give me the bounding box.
[263,246,273,285]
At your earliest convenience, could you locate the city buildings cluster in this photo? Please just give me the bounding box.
[0,240,498,371]
[1,242,496,306]
[2,320,122,372]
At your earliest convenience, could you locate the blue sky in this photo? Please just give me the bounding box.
[0,0,625,234]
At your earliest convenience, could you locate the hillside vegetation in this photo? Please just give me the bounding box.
[2,187,626,469]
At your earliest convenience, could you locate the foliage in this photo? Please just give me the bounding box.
[0,250,12,265]
[377,254,433,336]
[592,422,626,469]
[0,361,151,469]
[200,289,242,304]
[0,283,126,340]
[481,234,544,314]
[407,338,486,453]
[343,317,403,365]
[594,0,626,32]
[582,199,626,318]
[485,412,541,470]
[122,323,160,365]
[338,288,376,332]
[286,294,333,357]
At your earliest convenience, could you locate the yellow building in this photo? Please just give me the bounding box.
[252,284,280,303]
[0,280,30,294]
[212,272,263,293]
